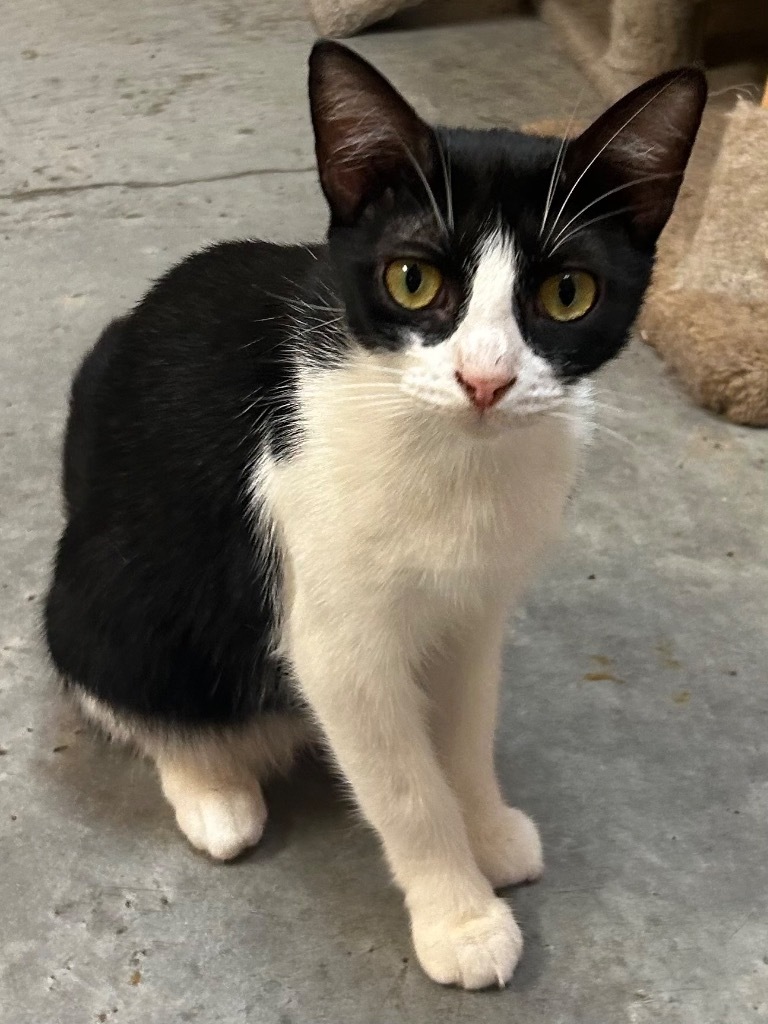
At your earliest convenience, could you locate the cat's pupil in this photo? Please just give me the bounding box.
[558,274,576,307]
[405,264,423,294]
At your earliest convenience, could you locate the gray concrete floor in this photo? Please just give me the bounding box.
[1,1,767,1022]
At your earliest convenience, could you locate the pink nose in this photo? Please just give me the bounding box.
[455,369,517,411]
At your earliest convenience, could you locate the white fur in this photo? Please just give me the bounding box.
[401,231,576,427]
[77,231,590,980]
[453,230,521,384]
[157,751,268,862]
[250,229,591,988]
[74,688,312,861]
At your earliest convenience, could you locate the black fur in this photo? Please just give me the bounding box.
[44,43,705,730]
[45,243,317,723]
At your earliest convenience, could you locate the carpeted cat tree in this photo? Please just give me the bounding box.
[307,0,768,425]
[531,0,768,423]
[308,0,423,37]
[639,97,768,426]
[523,96,768,427]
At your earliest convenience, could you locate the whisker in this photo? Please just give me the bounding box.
[318,384,403,394]
[539,87,585,239]
[398,133,449,239]
[546,172,678,252]
[289,317,346,343]
[363,365,407,375]
[325,396,408,407]
[544,74,683,248]
[435,133,455,233]
[284,308,345,324]
[325,374,402,383]
[588,400,639,419]
[550,410,637,449]
[549,204,645,254]
[584,383,647,414]
[591,421,637,449]
[263,286,343,314]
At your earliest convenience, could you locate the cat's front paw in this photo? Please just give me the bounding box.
[169,784,268,861]
[411,897,523,990]
[469,806,544,890]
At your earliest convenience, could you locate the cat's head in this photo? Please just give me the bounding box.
[307,41,706,431]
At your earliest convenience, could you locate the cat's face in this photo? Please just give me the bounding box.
[322,137,653,432]
[308,42,706,432]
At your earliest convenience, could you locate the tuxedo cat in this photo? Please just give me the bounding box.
[45,41,705,989]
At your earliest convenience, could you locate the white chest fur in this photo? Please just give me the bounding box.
[254,360,589,649]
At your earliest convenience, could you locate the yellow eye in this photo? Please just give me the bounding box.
[384,260,443,310]
[538,271,597,322]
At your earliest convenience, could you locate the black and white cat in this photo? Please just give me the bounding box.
[45,41,705,989]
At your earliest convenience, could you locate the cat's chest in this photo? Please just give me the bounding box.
[256,389,583,594]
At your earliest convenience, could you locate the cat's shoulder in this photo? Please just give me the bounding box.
[140,239,325,311]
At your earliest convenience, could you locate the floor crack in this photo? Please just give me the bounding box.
[0,165,316,202]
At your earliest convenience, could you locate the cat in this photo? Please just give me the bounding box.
[44,40,706,989]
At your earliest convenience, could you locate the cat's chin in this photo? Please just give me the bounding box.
[452,406,557,439]
[459,413,510,439]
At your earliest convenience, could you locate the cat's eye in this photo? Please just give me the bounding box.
[384,260,443,310]
[537,271,597,322]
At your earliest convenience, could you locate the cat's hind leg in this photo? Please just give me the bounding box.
[156,744,267,862]
[75,692,310,861]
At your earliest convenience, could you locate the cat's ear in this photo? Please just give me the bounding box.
[309,40,438,224]
[564,68,707,240]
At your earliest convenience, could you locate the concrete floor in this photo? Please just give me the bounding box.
[1,1,767,1022]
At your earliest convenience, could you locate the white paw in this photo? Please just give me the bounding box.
[170,785,268,861]
[411,897,523,990]
[469,806,544,889]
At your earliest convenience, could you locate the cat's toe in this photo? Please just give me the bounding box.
[172,785,268,861]
[411,897,522,990]
[470,806,544,890]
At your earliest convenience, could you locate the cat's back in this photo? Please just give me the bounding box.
[82,238,323,392]
[138,238,319,319]
[126,238,322,369]
[48,240,322,722]
[65,240,323,513]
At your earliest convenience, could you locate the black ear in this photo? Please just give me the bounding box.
[563,68,707,241]
[308,40,438,224]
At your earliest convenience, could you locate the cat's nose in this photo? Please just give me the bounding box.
[454,368,517,411]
